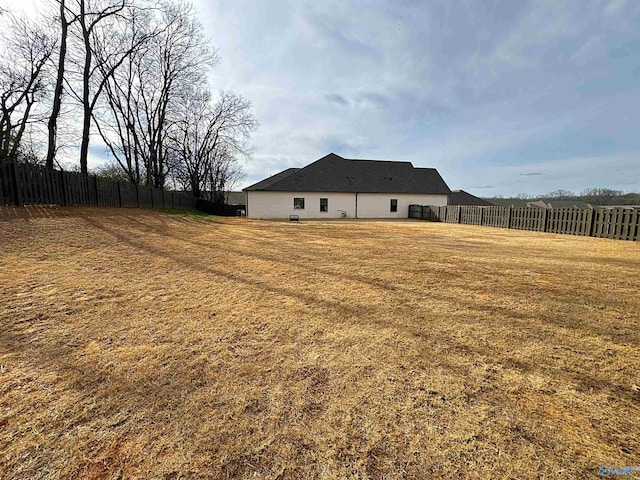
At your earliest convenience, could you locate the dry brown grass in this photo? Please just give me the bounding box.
[0,206,639,479]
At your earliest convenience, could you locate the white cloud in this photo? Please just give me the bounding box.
[604,0,628,16]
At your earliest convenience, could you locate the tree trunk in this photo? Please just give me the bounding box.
[79,103,91,174]
[78,0,93,175]
[46,0,67,169]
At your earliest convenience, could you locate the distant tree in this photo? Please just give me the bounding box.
[93,160,131,182]
[516,192,533,200]
[15,130,46,165]
[545,189,575,200]
[207,146,245,203]
[580,188,623,206]
[616,192,640,206]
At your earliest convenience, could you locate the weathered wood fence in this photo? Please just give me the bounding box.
[409,204,639,241]
[0,162,196,210]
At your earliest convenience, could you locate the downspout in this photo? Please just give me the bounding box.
[355,192,358,219]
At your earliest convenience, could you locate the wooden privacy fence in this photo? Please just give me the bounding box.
[510,207,546,232]
[460,205,482,225]
[409,204,639,241]
[546,207,593,236]
[592,207,639,241]
[482,206,509,228]
[0,161,196,210]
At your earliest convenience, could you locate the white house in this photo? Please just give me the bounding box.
[243,153,451,219]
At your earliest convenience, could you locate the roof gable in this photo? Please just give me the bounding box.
[245,153,450,194]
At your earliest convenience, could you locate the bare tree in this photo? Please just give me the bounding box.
[206,145,245,204]
[170,87,211,196]
[171,88,257,200]
[59,0,162,174]
[91,4,152,183]
[0,14,56,162]
[94,1,216,187]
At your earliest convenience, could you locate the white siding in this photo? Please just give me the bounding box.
[246,191,448,219]
[247,191,356,219]
[357,193,448,218]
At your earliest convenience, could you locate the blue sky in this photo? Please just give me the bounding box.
[198,0,640,196]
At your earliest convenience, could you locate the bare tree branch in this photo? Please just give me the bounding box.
[1,13,57,162]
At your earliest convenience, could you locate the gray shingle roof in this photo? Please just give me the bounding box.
[448,190,494,206]
[244,167,300,191]
[244,153,450,194]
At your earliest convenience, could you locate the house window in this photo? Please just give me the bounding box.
[390,199,398,212]
[294,197,305,209]
[320,198,328,212]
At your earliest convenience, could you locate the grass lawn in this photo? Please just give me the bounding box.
[1,206,639,479]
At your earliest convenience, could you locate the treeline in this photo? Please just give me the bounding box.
[0,0,257,203]
[489,188,640,207]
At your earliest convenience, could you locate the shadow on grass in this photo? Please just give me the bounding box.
[80,215,640,405]
[113,214,640,349]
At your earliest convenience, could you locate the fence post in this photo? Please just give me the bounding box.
[543,207,549,232]
[59,170,67,206]
[457,205,461,224]
[588,208,596,237]
[10,163,23,207]
[507,206,513,229]
[92,175,98,206]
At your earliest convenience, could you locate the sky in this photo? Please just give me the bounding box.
[5,0,640,196]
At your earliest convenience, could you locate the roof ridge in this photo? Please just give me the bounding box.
[349,158,414,165]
